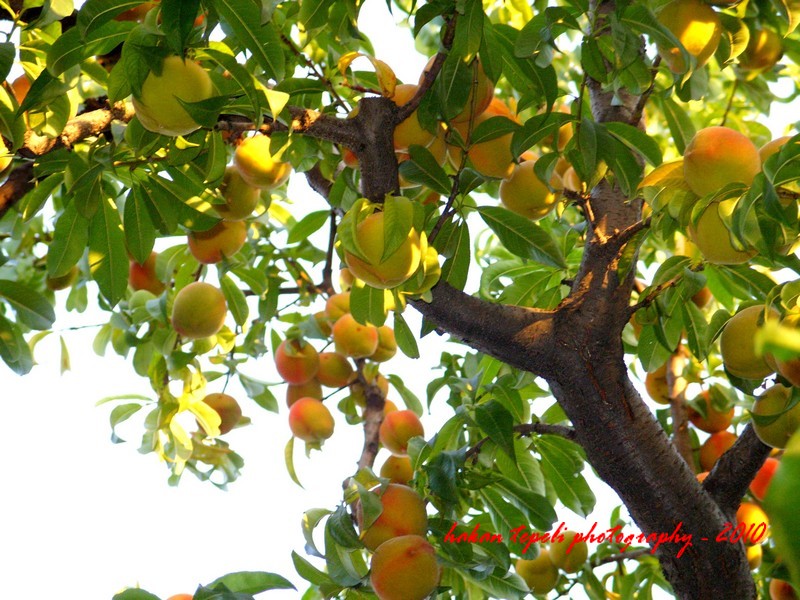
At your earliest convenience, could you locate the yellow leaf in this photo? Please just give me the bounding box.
[639,159,685,189]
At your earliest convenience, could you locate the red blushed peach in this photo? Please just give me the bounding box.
[750,457,779,501]
[370,326,397,362]
[129,252,165,295]
[187,220,247,264]
[317,352,355,388]
[683,126,761,197]
[687,390,734,433]
[325,292,351,322]
[171,282,227,339]
[286,379,323,407]
[275,339,320,384]
[200,393,242,435]
[770,579,800,600]
[332,313,379,358]
[358,483,428,550]
[288,397,334,443]
[369,534,440,600]
[379,455,413,484]
[698,430,738,471]
[379,410,424,456]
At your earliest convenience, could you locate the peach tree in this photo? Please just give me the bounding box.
[2,0,800,598]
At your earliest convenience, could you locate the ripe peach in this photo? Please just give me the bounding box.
[10,74,30,104]
[719,305,779,380]
[344,211,422,289]
[165,595,194,600]
[380,409,424,456]
[739,27,783,72]
[288,397,334,443]
[132,55,214,137]
[515,549,559,595]
[201,392,242,435]
[216,166,260,221]
[751,384,800,449]
[234,135,292,190]
[699,430,738,471]
[317,352,355,388]
[129,252,165,295]
[171,282,227,339]
[549,530,588,573]
[687,201,758,265]
[644,363,687,405]
[562,165,582,192]
[275,339,319,385]
[286,379,323,407]
[325,292,351,321]
[391,84,437,152]
[380,455,413,484]
[369,534,440,600]
[358,483,428,550]
[750,457,780,501]
[332,313,380,358]
[735,502,769,545]
[683,127,761,197]
[370,326,397,362]
[687,390,734,433]
[760,136,792,164]
[500,159,560,220]
[692,286,713,308]
[746,543,762,570]
[187,220,247,264]
[657,0,722,72]
[419,56,493,123]
[383,399,399,414]
[770,579,800,600]
[449,97,518,179]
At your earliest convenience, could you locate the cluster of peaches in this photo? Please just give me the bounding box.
[514,530,589,595]
[655,0,783,76]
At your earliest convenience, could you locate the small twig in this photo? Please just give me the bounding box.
[628,264,704,314]
[591,547,650,567]
[630,55,661,127]
[279,33,348,112]
[720,79,738,128]
[614,216,651,246]
[320,210,338,296]
[466,422,577,460]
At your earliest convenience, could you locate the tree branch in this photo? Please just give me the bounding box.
[667,349,693,466]
[466,422,577,461]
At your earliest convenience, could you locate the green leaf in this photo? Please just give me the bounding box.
[0,280,56,330]
[324,522,363,587]
[453,0,484,58]
[597,126,643,196]
[88,195,128,307]
[123,188,156,265]
[206,571,296,593]
[0,42,15,83]
[424,449,464,503]
[239,373,278,412]
[475,400,515,460]
[78,0,148,37]
[47,21,133,77]
[47,204,89,278]
[0,315,33,375]
[292,551,334,587]
[204,49,262,123]
[604,122,662,166]
[653,95,696,155]
[299,0,333,29]
[215,0,285,80]
[349,282,386,327]
[288,210,329,244]
[111,590,161,600]
[386,374,424,415]
[160,0,202,56]
[536,436,596,517]
[438,219,471,290]
[478,206,567,269]
[220,274,249,327]
[481,486,529,538]
[470,114,519,144]
[392,312,419,359]
[18,173,63,222]
[398,145,451,196]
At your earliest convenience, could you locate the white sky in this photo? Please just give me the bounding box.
[1,1,796,599]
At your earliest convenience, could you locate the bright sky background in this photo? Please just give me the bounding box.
[1,1,797,599]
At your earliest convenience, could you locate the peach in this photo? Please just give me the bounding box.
[216,166,260,221]
[760,136,792,164]
[719,305,779,380]
[515,549,559,595]
[687,390,734,433]
[200,393,242,435]
[115,2,157,21]
[736,502,769,545]
[358,483,428,550]
[171,282,227,339]
[380,455,413,484]
[380,409,424,456]
[234,135,292,190]
[288,397,334,443]
[698,430,738,471]
[370,326,397,362]
[644,363,687,405]
[275,339,319,385]
[419,56,493,123]
[683,127,761,197]
[325,292,351,321]
[286,379,323,407]
[129,252,165,295]
[770,579,800,600]
[750,457,779,501]
[692,286,713,308]
[739,27,783,72]
[500,159,561,220]
[332,313,380,358]
[449,97,518,179]
[657,0,722,72]
[187,220,247,264]
[746,543,762,570]
[317,352,355,388]
[10,74,31,104]
[132,55,214,137]
[687,201,758,265]
[391,83,437,152]
[344,211,422,290]
[369,534,440,600]
[751,384,800,449]
[549,530,588,573]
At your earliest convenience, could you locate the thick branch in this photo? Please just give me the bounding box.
[667,350,693,466]
[0,162,34,220]
[703,424,771,514]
